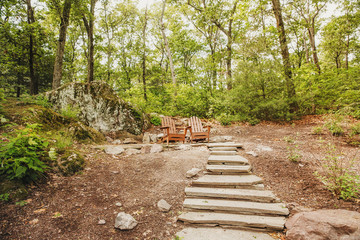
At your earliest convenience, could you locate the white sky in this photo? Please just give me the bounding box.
[137,0,159,9]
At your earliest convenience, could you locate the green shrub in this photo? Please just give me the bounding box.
[314,143,360,200]
[0,124,51,182]
[216,113,232,126]
[324,114,345,136]
[350,123,360,137]
[150,116,161,126]
[311,126,324,135]
[60,105,80,120]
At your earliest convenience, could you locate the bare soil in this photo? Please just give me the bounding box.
[1,116,360,240]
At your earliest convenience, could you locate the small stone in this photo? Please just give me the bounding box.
[29,218,39,225]
[112,139,122,144]
[114,212,138,230]
[150,134,158,143]
[123,138,137,144]
[246,151,258,157]
[143,229,152,236]
[157,133,164,139]
[142,132,151,144]
[104,146,125,155]
[98,219,106,225]
[256,145,273,152]
[150,144,163,153]
[157,199,171,212]
[106,136,113,143]
[111,171,119,174]
[115,202,122,207]
[186,168,201,178]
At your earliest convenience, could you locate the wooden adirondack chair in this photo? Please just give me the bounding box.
[188,116,211,143]
[160,116,188,145]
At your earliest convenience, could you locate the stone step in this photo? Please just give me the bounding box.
[208,143,243,148]
[176,227,275,240]
[209,147,237,151]
[208,155,249,165]
[210,151,237,155]
[206,165,252,174]
[179,212,286,231]
[192,175,263,187]
[185,187,279,203]
[183,198,289,216]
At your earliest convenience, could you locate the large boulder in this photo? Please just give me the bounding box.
[286,209,360,240]
[47,82,149,135]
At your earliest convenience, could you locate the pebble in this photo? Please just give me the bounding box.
[98,219,106,225]
[115,202,122,207]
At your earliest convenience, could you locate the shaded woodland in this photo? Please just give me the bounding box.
[1,0,360,123]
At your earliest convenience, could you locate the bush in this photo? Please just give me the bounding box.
[324,114,345,136]
[350,123,360,137]
[0,124,51,182]
[150,116,161,126]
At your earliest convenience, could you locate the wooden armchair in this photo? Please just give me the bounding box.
[188,116,211,143]
[160,116,188,145]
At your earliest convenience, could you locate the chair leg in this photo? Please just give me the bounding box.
[167,138,169,146]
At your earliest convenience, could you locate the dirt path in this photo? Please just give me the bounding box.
[1,118,360,239]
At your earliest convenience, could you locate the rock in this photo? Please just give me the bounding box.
[210,136,233,142]
[114,212,138,230]
[157,199,171,212]
[98,219,106,225]
[246,151,258,157]
[176,144,191,151]
[125,148,141,156]
[286,209,360,240]
[186,168,201,178]
[123,138,137,144]
[112,139,122,144]
[56,151,85,176]
[255,145,273,152]
[150,134,158,143]
[150,144,163,153]
[141,145,151,154]
[142,132,151,144]
[106,136,113,143]
[47,81,149,135]
[104,146,125,155]
[157,133,164,139]
[115,202,122,207]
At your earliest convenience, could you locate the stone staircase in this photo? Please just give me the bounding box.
[176,143,288,240]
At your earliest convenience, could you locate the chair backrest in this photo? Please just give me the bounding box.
[162,116,176,134]
[189,116,204,132]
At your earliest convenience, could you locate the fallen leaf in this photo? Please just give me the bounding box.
[29,219,39,225]
[34,208,46,214]
[52,212,63,218]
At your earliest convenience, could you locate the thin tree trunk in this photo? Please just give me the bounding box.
[82,0,97,83]
[26,0,38,95]
[304,30,309,64]
[160,0,176,87]
[52,0,72,89]
[142,7,148,101]
[271,0,297,110]
[308,26,320,73]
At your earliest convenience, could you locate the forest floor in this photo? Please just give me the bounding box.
[1,115,360,240]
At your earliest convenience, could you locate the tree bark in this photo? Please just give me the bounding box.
[160,0,176,87]
[26,0,38,95]
[52,0,72,89]
[271,0,297,109]
[82,0,97,83]
[307,25,321,73]
[142,7,148,101]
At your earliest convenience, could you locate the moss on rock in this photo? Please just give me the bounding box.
[0,176,28,201]
[56,151,85,176]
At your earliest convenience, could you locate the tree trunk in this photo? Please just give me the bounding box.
[52,0,72,89]
[226,36,232,90]
[308,26,321,73]
[304,30,309,64]
[142,7,148,101]
[160,0,176,88]
[26,0,38,95]
[271,0,297,110]
[82,0,97,83]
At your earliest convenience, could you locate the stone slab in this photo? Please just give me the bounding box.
[192,175,263,187]
[209,147,237,151]
[183,198,289,216]
[176,227,275,240]
[208,155,249,165]
[179,212,286,230]
[185,187,279,203]
[208,143,242,148]
[210,151,237,155]
[206,165,251,174]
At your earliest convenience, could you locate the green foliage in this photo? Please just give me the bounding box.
[0,124,51,182]
[60,105,80,120]
[311,126,324,135]
[284,135,302,162]
[0,193,10,202]
[150,116,161,126]
[324,114,345,136]
[49,131,73,154]
[315,143,360,200]
[350,123,360,137]
[15,200,28,207]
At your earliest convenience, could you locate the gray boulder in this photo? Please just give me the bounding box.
[114,212,138,230]
[104,146,124,155]
[47,81,149,135]
[157,199,171,212]
[125,148,141,156]
[150,144,163,153]
[142,132,151,144]
[286,209,360,240]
